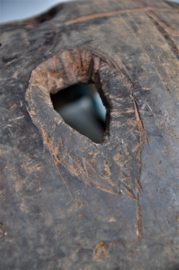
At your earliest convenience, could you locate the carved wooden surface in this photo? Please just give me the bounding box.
[0,0,179,269]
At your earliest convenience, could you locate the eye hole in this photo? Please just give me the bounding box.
[50,84,107,143]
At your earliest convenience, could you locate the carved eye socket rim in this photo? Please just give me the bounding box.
[25,48,140,149]
[25,47,143,201]
[26,48,112,144]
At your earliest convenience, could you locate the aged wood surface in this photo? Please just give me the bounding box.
[0,0,179,269]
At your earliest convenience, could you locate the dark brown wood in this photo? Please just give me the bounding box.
[0,0,179,269]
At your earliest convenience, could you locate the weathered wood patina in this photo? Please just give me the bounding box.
[0,0,179,269]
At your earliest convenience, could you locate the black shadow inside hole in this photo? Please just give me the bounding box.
[51,84,108,144]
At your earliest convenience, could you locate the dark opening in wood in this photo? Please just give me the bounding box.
[51,84,107,143]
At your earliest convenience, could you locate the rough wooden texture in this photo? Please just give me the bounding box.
[0,0,179,269]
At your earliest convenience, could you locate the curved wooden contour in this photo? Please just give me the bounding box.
[0,0,179,269]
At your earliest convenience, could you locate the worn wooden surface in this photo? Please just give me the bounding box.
[0,0,179,269]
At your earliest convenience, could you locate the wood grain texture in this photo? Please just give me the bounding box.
[0,0,179,269]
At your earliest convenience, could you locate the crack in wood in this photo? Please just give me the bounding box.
[146,10,179,37]
[146,11,179,60]
[64,7,178,26]
[137,187,143,243]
